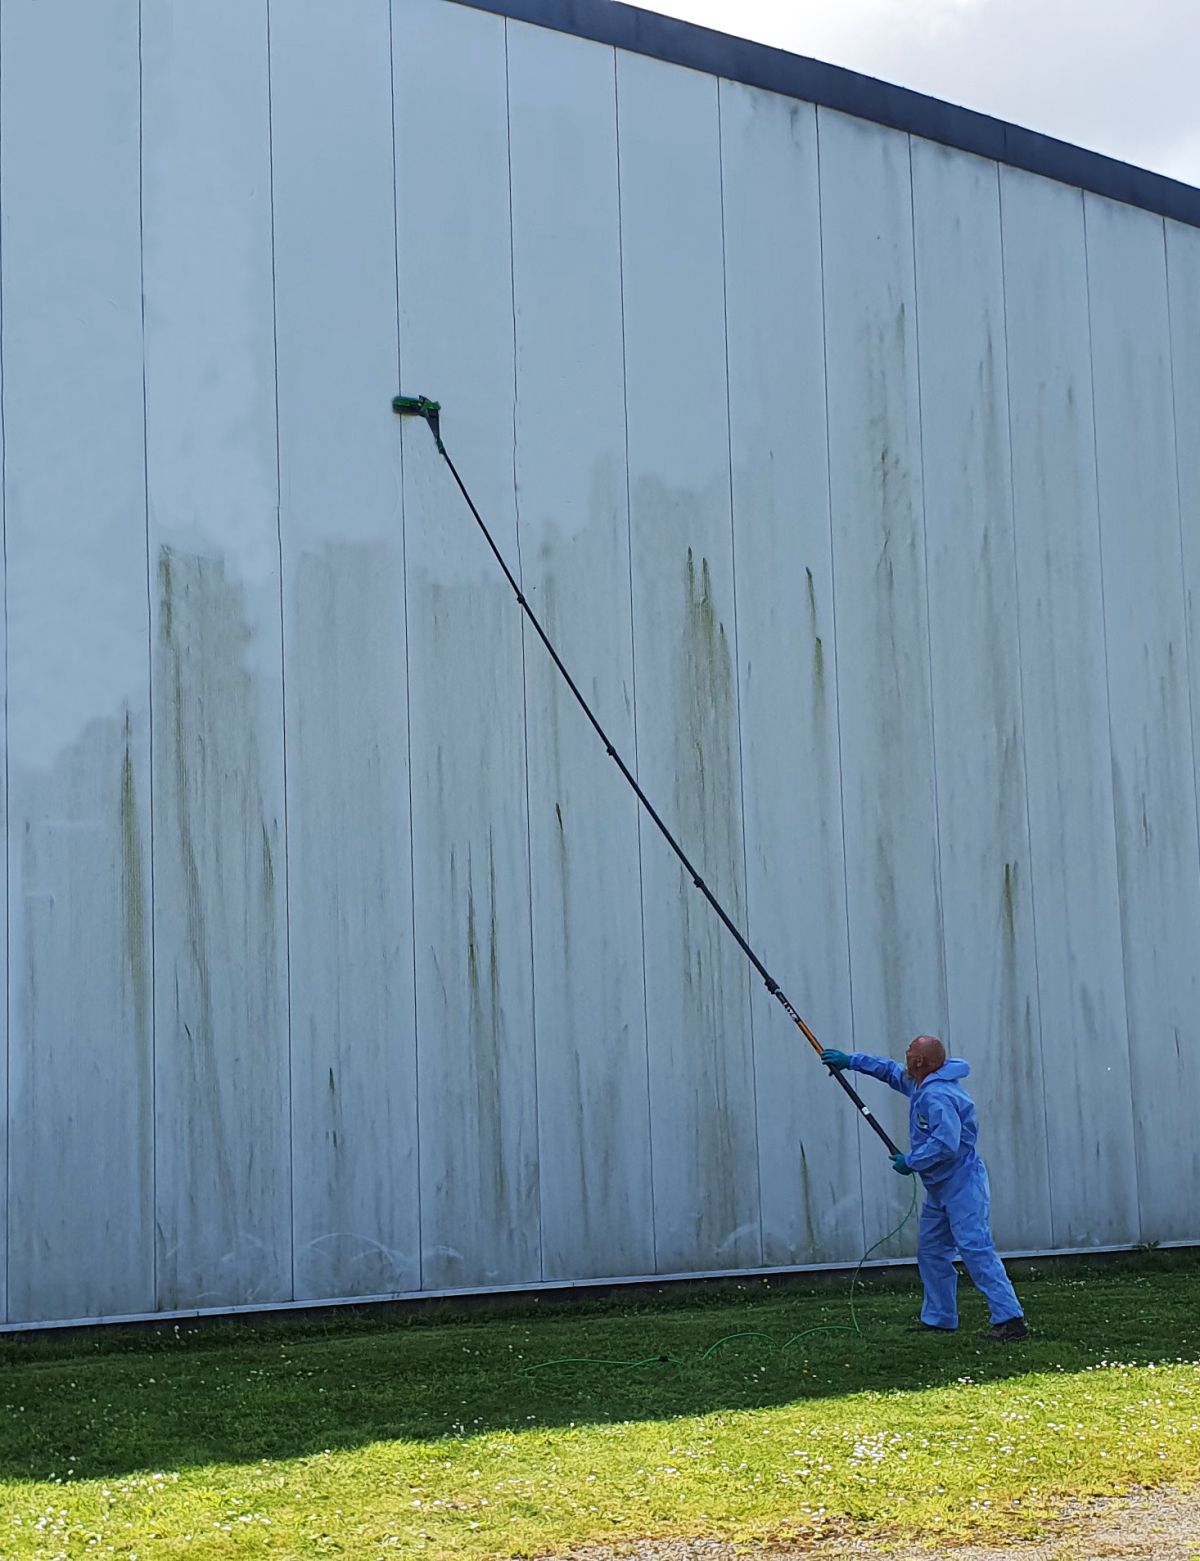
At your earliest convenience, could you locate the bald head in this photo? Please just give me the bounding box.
[905,1034,946,1083]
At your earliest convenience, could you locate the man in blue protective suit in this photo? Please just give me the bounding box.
[820,1035,1028,1342]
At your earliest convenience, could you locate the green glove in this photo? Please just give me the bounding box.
[891,1151,913,1175]
[821,1048,851,1071]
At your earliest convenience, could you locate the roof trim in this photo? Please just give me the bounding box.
[451,0,1200,230]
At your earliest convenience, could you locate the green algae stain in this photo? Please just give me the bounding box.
[805,566,827,703]
[798,1141,819,1257]
[120,710,150,1053]
[466,879,480,999]
[262,823,275,902]
[1002,860,1017,946]
[555,801,571,971]
[675,541,748,1248]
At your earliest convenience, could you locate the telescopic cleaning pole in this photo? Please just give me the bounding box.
[394,392,900,1159]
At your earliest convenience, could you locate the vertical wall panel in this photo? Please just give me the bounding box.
[1,0,152,1322]
[1086,194,1200,1243]
[1170,223,1200,565]
[1167,219,1200,1227]
[911,142,1051,1250]
[393,0,540,1289]
[818,110,946,1252]
[271,0,419,1302]
[507,22,655,1281]
[1000,170,1138,1246]
[618,51,760,1274]
[720,81,861,1265]
[142,0,292,1308]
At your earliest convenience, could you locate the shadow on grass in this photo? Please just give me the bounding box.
[0,1249,1196,1484]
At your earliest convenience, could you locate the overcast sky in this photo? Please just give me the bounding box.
[636,0,1200,188]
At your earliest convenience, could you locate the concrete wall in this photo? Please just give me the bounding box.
[2,0,1197,1327]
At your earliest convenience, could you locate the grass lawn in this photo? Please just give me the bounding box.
[1,1250,1197,1559]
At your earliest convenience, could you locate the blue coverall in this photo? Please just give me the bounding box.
[847,1053,1023,1330]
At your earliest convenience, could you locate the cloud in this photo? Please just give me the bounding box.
[636,0,1200,186]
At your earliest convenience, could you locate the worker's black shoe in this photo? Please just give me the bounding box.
[987,1317,1029,1343]
[908,1321,955,1333]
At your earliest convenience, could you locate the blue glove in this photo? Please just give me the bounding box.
[821,1049,851,1071]
[891,1151,913,1175]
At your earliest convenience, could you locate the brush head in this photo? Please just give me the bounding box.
[392,393,441,417]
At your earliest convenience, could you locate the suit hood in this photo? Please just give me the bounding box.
[924,1058,970,1084]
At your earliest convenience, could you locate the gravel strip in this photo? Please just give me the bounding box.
[536,1484,1200,1560]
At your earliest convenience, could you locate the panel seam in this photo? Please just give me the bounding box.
[814,107,868,1260]
[1081,191,1143,1238]
[1162,225,1200,909]
[1161,218,1200,1207]
[715,79,764,1270]
[996,165,1057,1248]
[389,0,424,1292]
[137,0,159,1314]
[906,137,951,1048]
[503,19,545,1285]
[613,51,658,1277]
[264,0,297,1302]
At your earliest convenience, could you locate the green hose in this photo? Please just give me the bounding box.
[522,1181,920,1376]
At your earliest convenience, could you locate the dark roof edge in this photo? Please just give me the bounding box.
[451,0,1200,230]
